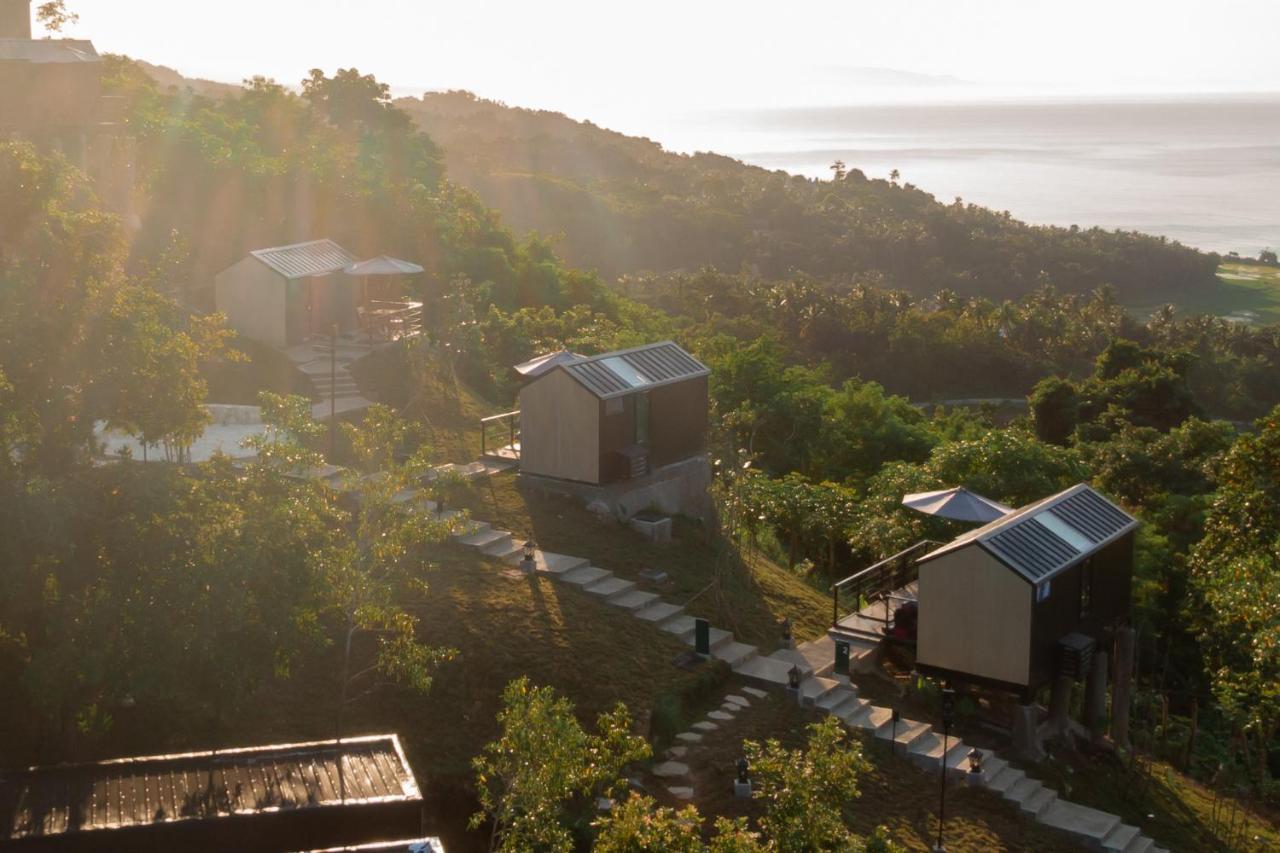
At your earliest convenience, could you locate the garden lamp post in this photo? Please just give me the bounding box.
[936,687,957,851]
[967,747,984,787]
[522,538,537,574]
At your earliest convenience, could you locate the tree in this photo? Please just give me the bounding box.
[471,678,650,851]
[1029,375,1080,445]
[1259,248,1277,265]
[36,1,78,33]
[889,168,900,184]
[744,716,873,851]
[829,160,847,181]
[1188,407,1280,782]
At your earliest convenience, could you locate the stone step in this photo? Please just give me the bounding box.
[652,761,689,779]
[560,566,613,587]
[506,550,590,575]
[658,614,696,636]
[666,786,694,800]
[608,590,661,613]
[906,730,941,761]
[732,654,796,686]
[874,718,933,750]
[1101,823,1141,852]
[450,519,491,539]
[1004,776,1043,806]
[584,576,637,599]
[458,528,510,550]
[833,696,871,724]
[767,647,818,678]
[484,538,524,560]
[633,601,683,623]
[1125,839,1154,853]
[798,676,843,707]
[986,765,1025,794]
[713,640,758,668]
[816,687,858,714]
[1022,785,1058,818]
[1037,800,1123,845]
[847,703,895,732]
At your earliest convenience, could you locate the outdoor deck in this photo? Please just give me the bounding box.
[831,580,918,643]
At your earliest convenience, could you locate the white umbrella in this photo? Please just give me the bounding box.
[344,256,424,276]
[902,486,1012,524]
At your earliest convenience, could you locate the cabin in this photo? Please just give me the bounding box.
[0,1,134,218]
[0,735,433,852]
[516,341,710,486]
[913,484,1138,694]
[215,240,359,348]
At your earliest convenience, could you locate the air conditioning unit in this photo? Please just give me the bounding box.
[1057,632,1096,681]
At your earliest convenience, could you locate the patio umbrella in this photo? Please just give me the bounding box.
[901,486,1012,524]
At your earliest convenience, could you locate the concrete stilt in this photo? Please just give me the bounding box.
[1111,627,1135,748]
[1013,703,1045,761]
[1047,675,1074,734]
[1083,650,1109,734]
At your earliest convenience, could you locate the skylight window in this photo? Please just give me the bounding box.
[1033,511,1093,552]
[602,356,652,388]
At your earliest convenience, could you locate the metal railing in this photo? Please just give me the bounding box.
[830,539,942,627]
[480,410,521,460]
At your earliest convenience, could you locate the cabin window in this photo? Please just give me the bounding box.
[605,398,624,416]
[1079,559,1093,617]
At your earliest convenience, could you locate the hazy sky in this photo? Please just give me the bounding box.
[64,1,1280,130]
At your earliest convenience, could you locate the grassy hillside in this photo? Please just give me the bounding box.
[1126,261,1280,325]
[397,90,1220,301]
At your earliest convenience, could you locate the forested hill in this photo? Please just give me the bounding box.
[396,90,1220,300]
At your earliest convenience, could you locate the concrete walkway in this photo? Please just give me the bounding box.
[444,493,1169,853]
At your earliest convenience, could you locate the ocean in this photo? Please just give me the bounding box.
[661,95,1280,257]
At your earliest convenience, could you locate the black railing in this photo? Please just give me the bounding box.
[480,410,520,461]
[830,540,942,627]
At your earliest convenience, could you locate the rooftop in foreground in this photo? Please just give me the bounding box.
[0,734,422,851]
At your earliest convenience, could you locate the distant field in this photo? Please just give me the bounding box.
[1126,262,1280,325]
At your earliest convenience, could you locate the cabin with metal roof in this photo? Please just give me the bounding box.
[513,342,710,487]
[215,239,361,347]
[913,483,1138,693]
[0,734,428,852]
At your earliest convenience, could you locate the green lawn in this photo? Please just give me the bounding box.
[1126,262,1280,326]
[455,470,835,650]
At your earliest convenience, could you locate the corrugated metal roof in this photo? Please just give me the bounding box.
[919,484,1138,583]
[0,39,100,64]
[251,239,356,280]
[559,341,709,400]
[0,735,420,843]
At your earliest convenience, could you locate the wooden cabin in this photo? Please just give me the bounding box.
[0,735,429,852]
[913,484,1137,694]
[517,342,709,485]
[215,240,359,348]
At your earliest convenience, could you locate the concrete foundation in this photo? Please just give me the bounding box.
[1084,650,1109,734]
[1013,703,1046,761]
[1111,627,1135,747]
[520,454,713,521]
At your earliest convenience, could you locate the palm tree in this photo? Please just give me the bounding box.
[889,168,900,184]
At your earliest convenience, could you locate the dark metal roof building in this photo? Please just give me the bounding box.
[561,341,709,400]
[919,483,1138,582]
[0,735,424,852]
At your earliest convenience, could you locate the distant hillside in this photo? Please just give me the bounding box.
[396,91,1219,300]
[129,63,1219,301]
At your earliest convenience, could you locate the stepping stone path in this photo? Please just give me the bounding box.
[444,476,1171,852]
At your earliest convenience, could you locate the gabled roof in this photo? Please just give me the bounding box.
[0,735,419,843]
[557,341,709,400]
[0,39,99,64]
[250,239,356,280]
[918,484,1138,583]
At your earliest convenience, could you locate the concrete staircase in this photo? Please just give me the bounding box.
[443,502,1170,853]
